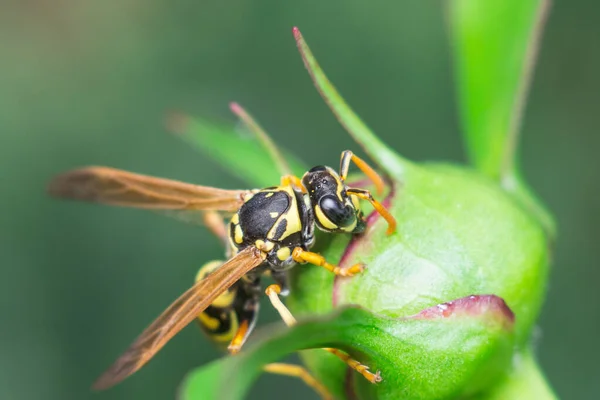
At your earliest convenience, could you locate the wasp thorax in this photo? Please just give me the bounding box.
[302,166,365,234]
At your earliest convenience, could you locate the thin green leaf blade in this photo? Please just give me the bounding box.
[449,0,555,236]
[293,28,412,178]
[178,359,232,400]
[449,0,547,178]
[167,113,305,188]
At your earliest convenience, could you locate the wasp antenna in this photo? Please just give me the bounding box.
[229,101,292,176]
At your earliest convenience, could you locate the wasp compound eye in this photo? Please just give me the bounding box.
[319,195,355,227]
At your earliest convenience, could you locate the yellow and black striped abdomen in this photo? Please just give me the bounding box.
[194,260,260,348]
[195,261,239,345]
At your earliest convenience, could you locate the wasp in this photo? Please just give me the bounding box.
[49,140,396,394]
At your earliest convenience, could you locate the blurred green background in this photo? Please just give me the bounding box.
[1,1,597,399]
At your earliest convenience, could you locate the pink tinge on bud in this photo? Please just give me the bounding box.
[412,294,515,328]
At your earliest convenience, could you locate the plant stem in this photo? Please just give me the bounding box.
[485,350,557,400]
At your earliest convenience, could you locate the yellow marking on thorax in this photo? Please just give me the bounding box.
[228,235,239,254]
[276,247,291,261]
[227,222,240,252]
[279,213,302,241]
[266,185,302,241]
[234,225,244,244]
[269,212,279,218]
[230,213,239,224]
[255,239,275,252]
[265,192,274,198]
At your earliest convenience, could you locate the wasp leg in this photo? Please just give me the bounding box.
[265,284,296,325]
[263,363,333,400]
[281,175,307,193]
[227,319,251,354]
[321,348,381,383]
[202,211,229,245]
[227,297,260,354]
[265,284,382,384]
[230,102,292,177]
[227,282,261,355]
[339,150,385,195]
[292,248,365,277]
[345,188,396,235]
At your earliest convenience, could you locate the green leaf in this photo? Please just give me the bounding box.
[177,20,557,399]
[448,0,555,236]
[289,161,550,398]
[292,28,413,179]
[181,295,516,400]
[166,112,305,188]
[449,0,545,179]
[331,163,549,343]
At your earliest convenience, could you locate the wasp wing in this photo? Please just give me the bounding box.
[92,247,265,390]
[48,166,252,212]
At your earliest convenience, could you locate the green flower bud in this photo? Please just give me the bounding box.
[288,160,548,399]
[180,4,557,397]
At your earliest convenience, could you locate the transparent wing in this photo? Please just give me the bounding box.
[48,166,253,212]
[92,247,266,390]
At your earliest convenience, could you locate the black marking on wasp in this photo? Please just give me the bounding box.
[197,150,396,362]
[48,147,395,391]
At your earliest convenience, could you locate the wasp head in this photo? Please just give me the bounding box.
[302,165,365,234]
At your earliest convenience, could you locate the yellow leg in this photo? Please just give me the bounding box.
[265,284,297,326]
[346,188,396,235]
[265,284,382,384]
[339,150,385,195]
[263,363,333,400]
[281,174,307,193]
[322,348,381,383]
[292,248,365,277]
[227,319,250,354]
